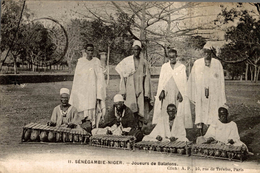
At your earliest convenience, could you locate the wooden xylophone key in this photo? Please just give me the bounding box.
[24,122,35,128]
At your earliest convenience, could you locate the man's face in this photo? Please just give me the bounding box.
[132,46,141,57]
[219,111,228,123]
[114,101,124,112]
[86,46,94,58]
[204,57,211,67]
[168,52,177,64]
[167,106,177,121]
[60,93,69,106]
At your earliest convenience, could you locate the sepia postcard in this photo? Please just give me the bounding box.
[0,0,260,173]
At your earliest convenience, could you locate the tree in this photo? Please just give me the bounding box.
[20,21,56,72]
[64,19,85,72]
[1,0,31,73]
[72,2,214,62]
[215,3,260,82]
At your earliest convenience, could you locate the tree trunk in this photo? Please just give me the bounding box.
[11,53,18,74]
[254,65,257,83]
[0,51,2,71]
[140,3,148,60]
[0,62,3,72]
[250,66,254,82]
[13,58,17,74]
[245,63,248,81]
[32,63,36,72]
[67,57,72,73]
[107,45,110,86]
[256,66,260,83]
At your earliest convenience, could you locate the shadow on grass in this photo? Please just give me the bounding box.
[235,116,260,136]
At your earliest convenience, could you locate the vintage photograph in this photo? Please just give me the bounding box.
[0,0,260,173]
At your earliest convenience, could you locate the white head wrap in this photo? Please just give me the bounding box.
[60,88,70,95]
[113,94,124,103]
[132,40,142,49]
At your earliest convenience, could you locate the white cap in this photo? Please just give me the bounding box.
[113,94,124,103]
[132,40,142,48]
[60,88,70,95]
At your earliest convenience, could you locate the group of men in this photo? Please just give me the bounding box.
[47,40,252,154]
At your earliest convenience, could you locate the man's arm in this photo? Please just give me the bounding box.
[95,59,106,101]
[228,122,241,144]
[144,61,152,100]
[99,108,117,128]
[115,60,126,97]
[48,107,57,126]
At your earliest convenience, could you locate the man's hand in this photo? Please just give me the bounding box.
[205,88,209,98]
[122,131,129,136]
[144,96,149,102]
[170,137,177,142]
[150,99,154,107]
[47,122,56,127]
[122,94,126,100]
[177,92,183,102]
[67,123,77,129]
[106,129,112,135]
[156,135,163,141]
[228,139,235,145]
[136,92,141,98]
[206,137,215,143]
[116,121,121,127]
[159,90,165,101]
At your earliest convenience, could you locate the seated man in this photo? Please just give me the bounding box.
[92,94,144,142]
[47,88,80,128]
[196,107,253,155]
[142,104,188,142]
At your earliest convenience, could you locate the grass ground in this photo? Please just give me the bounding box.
[0,79,260,172]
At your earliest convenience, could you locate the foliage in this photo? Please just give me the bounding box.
[216,3,260,81]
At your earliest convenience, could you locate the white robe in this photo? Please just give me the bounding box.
[69,57,106,123]
[152,61,192,128]
[115,55,152,118]
[187,58,226,125]
[204,120,245,147]
[142,115,188,142]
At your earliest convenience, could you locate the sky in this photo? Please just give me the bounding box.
[25,1,258,41]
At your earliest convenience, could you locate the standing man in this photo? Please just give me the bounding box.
[115,40,153,127]
[152,49,192,129]
[69,44,106,129]
[187,52,226,135]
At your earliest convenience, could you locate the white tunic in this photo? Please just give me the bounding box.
[187,58,226,125]
[69,57,106,120]
[204,120,244,146]
[152,61,192,129]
